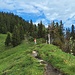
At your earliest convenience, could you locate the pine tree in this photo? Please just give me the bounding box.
[59,20,64,36]
[5,32,11,46]
[12,26,21,47]
[58,20,64,44]
[19,25,24,40]
[38,21,43,38]
[71,25,75,40]
[32,24,38,38]
[29,20,33,36]
[66,28,70,41]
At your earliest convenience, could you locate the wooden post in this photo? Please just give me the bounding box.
[48,34,50,44]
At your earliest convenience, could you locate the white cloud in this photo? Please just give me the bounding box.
[34,18,49,28]
[0,0,14,9]
[0,0,75,27]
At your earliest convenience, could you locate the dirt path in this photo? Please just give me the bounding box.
[44,63,62,75]
[32,51,63,75]
[37,58,63,75]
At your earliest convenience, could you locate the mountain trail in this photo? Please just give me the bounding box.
[44,63,63,75]
[32,50,64,75]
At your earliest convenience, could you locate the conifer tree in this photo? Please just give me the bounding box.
[29,20,33,36]
[19,25,24,40]
[38,21,43,38]
[12,26,21,47]
[59,20,64,43]
[71,25,75,40]
[5,32,11,46]
[66,28,70,41]
[32,24,37,38]
[60,20,63,34]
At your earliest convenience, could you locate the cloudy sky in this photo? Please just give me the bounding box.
[0,0,75,27]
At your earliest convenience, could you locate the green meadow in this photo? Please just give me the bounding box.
[0,34,75,75]
[31,44,75,75]
[0,34,44,75]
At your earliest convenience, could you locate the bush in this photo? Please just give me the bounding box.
[28,36,34,42]
[37,38,46,44]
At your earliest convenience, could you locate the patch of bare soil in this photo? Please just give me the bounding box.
[44,63,63,75]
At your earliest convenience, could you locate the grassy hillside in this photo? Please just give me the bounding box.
[0,34,75,75]
[31,44,75,75]
[0,34,44,75]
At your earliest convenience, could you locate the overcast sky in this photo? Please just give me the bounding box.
[0,0,75,27]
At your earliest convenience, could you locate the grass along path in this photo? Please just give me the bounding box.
[1,34,75,75]
[32,52,63,75]
[31,44,75,75]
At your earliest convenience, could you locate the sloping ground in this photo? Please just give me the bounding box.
[0,34,75,75]
[31,44,75,75]
[0,34,44,75]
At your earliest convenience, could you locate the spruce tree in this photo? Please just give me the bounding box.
[71,25,75,40]
[32,24,37,38]
[66,28,70,41]
[5,32,11,46]
[29,20,33,36]
[59,20,64,36]
[12,26,21,47]
[19,25,24,40]
[38,21,43,38]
